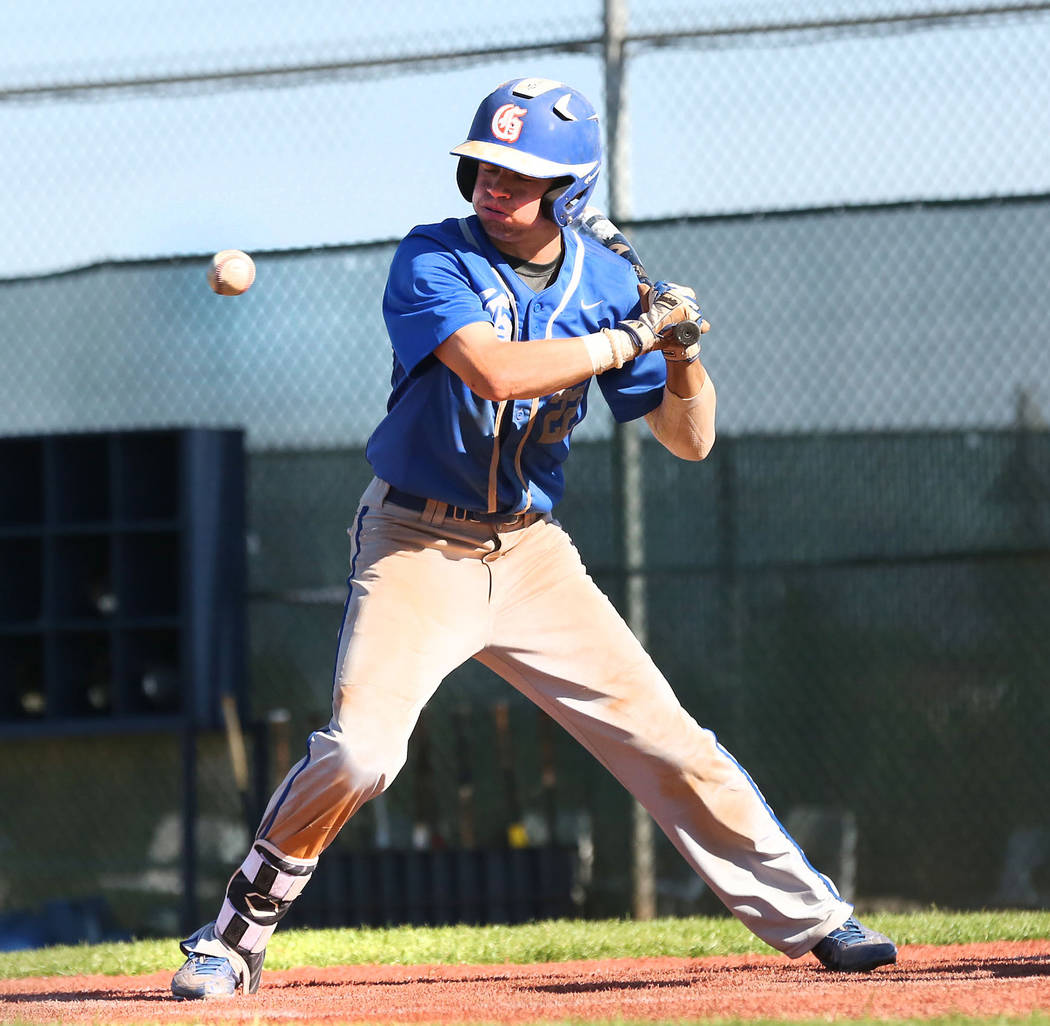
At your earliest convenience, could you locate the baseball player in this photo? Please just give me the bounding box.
[172,77,896,1000]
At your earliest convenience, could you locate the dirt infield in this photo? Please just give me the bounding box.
[2,940,1048,1023]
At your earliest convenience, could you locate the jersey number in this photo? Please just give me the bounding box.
[538,385,586,445]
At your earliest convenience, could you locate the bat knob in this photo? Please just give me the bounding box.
[673,320,701,345]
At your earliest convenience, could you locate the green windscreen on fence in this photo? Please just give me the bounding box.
[2,2,1049,940]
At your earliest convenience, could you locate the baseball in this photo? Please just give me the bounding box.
[207,249,256,296]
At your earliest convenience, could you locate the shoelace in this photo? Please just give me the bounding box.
[190,955,232,976]
[828,917,866,944]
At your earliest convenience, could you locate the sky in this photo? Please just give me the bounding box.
[1,0,1048,445]
[2,1,1049,277]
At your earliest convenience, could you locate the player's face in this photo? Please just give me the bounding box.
[472,163,561,261]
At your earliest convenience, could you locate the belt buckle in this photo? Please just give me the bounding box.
[451,506,469,522]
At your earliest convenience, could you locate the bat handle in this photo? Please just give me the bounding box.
[672,320,702,345]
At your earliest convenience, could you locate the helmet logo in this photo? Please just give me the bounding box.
[491,103,527,143]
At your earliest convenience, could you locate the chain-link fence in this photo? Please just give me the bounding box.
[2,1,1049,944]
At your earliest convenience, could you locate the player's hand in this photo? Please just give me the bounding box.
[637,280,698,313]
[659,313,710,363]
[597,281,706,371]
[642,281,707,362]
[616,282,701,354]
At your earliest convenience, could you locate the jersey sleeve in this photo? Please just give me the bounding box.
[597,350,668,422]
[382,232,491,375]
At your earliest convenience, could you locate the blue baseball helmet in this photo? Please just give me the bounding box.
[451,78,601,227]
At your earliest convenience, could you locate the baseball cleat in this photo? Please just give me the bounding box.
[811,915,897,972]
[171,953,240,999]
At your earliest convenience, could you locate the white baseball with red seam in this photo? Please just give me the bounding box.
[207,249,256,296]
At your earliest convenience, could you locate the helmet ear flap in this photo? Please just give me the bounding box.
[456,158,478,202]
[459,162,574,223]
[541,177,573,220]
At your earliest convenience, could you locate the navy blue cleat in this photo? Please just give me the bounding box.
[171,953,240,999]
[811,916,897,972]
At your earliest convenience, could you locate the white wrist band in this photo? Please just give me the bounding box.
[584,332,617,375]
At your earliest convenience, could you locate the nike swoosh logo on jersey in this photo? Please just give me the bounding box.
[581,299,602,310]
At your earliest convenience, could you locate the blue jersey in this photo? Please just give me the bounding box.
[365,215,668,515]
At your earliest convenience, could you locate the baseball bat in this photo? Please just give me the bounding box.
[454,704,477,849]
[493,700,529,848]
[412,704,437,849]
[537,708,558,845]
[221,693,255,834]
[578,205,702,346]
[266,706,292,791]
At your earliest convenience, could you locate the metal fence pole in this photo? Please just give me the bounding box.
[605,0,656,922]
[180,716,198,937]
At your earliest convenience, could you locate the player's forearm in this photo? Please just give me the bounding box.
[486,337,602,399]
[644,371,717,461]
[437,330,604,401]
[664,355,707,400]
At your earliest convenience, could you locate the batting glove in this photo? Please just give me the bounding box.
[648,282,706,363]
[590,282,705,373]
[647,280,699,311]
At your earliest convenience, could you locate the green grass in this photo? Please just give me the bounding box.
[2,910,1047,1026]
[1,907,1048,980]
